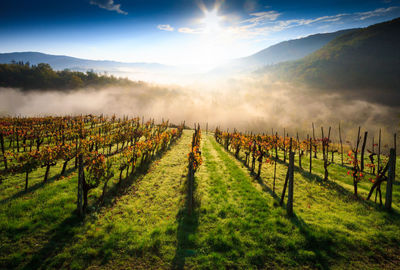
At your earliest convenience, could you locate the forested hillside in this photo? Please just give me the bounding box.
[0,62,135,90]
[264,17,400,106]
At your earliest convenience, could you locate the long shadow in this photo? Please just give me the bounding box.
[219,142,398,214]
[273,157,400,215]
[215,142,342,269]
[20,137,184,269]
[22,212,82,270]
[220,147,282,201]
[217,140,400,268]
[97,137,182,210]
[287,213,346,270]
[171,174,200,270]
[0,167,76,206]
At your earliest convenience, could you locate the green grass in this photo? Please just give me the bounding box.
[231,137,400,269]
[0,132,399,269]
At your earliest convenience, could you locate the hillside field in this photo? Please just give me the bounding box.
[1,128,399,270]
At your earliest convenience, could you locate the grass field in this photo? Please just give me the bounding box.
[1,130,399,269]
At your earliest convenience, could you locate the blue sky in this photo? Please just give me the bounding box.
[1,0,400,69]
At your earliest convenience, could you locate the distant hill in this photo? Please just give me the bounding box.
[212,29,356,74]
[264,17,400,106]
[0,52,171,73]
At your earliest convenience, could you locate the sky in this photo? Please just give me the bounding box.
[1,0,400,70]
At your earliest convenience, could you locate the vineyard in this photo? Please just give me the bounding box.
[0,116,399,269]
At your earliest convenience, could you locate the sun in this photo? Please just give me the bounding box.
[201,8,223,33]
[187,3,233,70]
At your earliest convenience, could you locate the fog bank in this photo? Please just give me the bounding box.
[0,76,399,146]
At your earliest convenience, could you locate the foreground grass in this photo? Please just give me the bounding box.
[184,134,318,269]
[1,131,399,269]
[0,131,191,269]
[232,136,400,269]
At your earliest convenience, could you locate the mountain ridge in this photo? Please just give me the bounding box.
[211,28,357,74]
[0,51,171,72]
[262,17,400,106]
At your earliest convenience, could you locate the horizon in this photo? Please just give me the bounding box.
[1,0,400,71]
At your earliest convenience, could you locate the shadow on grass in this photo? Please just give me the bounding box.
[273,158,400,215]
[220,148,281,201]
[20,137,184,269]
[288,213,345,270]
[22,212,82,270]
[0,167,76,206]
[171,174,200,270]
[213,140,343,269]
[214,139,400,269]
[97,137,181,210]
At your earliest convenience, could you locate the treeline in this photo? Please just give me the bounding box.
[0,61,135,90]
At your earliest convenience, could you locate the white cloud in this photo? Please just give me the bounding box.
[178,27,203,34]
[158,24,174,31]
[230,6,399,39]
[242,11,281,24]
[90,0,127,15]
[356,7,398,20]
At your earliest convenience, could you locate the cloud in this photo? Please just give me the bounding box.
[178,27,203,34]
[229,6,399,39]
[242,11,281,24]
[157,24,174,31]
[356,7,398,20]
[90,0,127,15]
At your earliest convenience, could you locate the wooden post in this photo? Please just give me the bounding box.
[378,129,381,173]
[77,153,84,217]
[75,135,79,169]
[309,137,312,174]
[339,122,343,166]
[353,127,361,197]
[188,153,194,215]
[280,169,289,206]
[280,138,292,206]
[372,136,375,154]
[296,132,301,168]
[283,128,286,163]
[360,132,368,172]
[273,132,277,193]
[275,132,278,159]
[0,133,7,170]
[385,149,396,210]
[312,123,317,158]
[287,151,295,216]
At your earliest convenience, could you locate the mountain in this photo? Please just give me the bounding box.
[212,28,356,74]
[0,52,171,73]
[264,17,400,106]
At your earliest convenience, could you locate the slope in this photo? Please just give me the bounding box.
[265,17,400,106]
[212,29,355,74]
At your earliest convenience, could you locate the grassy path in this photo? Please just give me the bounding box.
[183,134,318,269]
[45,130,196,270]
